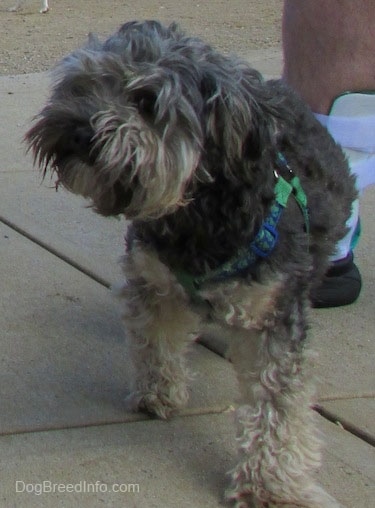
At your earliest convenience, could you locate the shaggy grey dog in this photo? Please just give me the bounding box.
[26,21,356,507]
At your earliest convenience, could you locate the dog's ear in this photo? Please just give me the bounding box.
[86,32,102,50]
[200,66,275,162]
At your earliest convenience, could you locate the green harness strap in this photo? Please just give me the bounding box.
[175,153,309,300]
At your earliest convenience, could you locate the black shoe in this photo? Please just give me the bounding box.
[311,252,362,308]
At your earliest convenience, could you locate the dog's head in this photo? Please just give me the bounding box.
[26,21,274,220]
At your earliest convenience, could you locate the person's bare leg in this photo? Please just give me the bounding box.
[282,0,375,114]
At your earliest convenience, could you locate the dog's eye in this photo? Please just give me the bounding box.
[133,91,156,118]
[71,84,87,97]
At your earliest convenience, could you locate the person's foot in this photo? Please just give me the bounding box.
[311,252,362,308]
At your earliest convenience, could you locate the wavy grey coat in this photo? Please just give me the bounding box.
[26,21,356,507]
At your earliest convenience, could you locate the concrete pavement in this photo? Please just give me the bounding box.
[0,49,373,507]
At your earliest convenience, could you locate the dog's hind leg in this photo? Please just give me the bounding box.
[226,302,339,508]
[118,242,200,419]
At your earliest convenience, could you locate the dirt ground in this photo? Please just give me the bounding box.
[0,0,282,75]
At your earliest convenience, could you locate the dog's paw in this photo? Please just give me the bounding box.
[226,481,269,508]
[125,389,187,419]
[226,480,341,508]
[226,488,307,508]
[226,489,256,508]
[40,7,49,13]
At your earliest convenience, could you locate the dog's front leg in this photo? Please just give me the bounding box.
[226,307,339,508]
[118,243,200,419]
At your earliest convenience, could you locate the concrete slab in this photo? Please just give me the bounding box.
[0,413,373,508]
[318,418,375,508]
[0,73,48,172]
[0,221,238,435]
[0,414,236,508]
[320,398,375,437]
[0,171,127,287]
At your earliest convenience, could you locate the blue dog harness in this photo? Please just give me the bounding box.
[175,153,309,299]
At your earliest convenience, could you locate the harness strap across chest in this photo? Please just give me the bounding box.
[174,152,309,299]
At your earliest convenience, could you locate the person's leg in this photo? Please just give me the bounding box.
[282,0,375,115]
[282,0,375,307]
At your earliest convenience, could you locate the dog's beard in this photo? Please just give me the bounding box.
[86,109,201,219]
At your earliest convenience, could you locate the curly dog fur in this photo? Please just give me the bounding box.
[26,20,356,507]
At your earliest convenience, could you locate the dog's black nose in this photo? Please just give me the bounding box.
[71,125,94,152]
[67,124,98,164]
